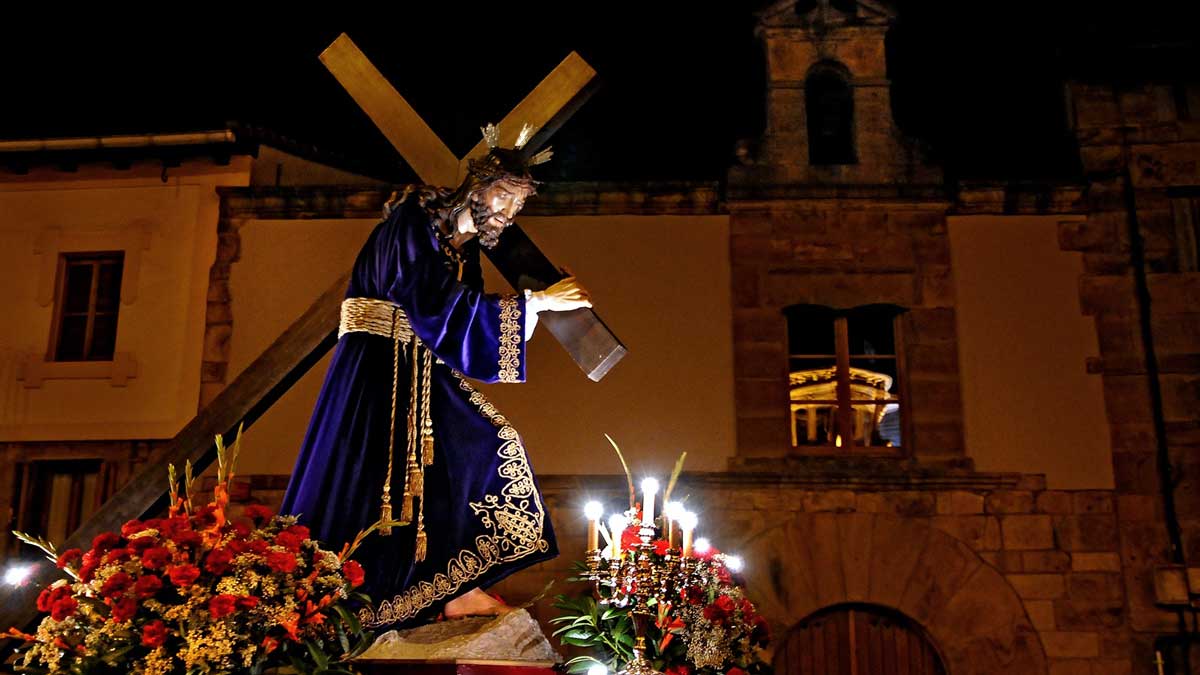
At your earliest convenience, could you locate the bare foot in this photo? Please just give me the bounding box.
[444,588,511,619]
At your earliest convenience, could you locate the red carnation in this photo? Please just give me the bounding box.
[237,595,261,610]
[230,521,252,539]
[704,595,737,624]
[204,548,235,575]
[121,519,148,537]
[683,585,706,606]
[134,575,163,599]
[127,536,156,552]
[666,666,692,675]
[50,595,78,621]
[36,588,52,612]
[247,540,270,556]
[55,548,82,569]
[109,596,137,623]
[208,594,238,619]
[342,560,365,588]
[99,572,133,599]
[193,504,220,529]
[141,620,168,648]
[265,550,298,573]
[166,564,201,587]
[169,529,202,548]
[141,547,172,570]
[283,525,310,540]
[653,539,671,556]
[274,531,304,553]
[621,525,641,551]
[103,548,133,565]
[727,668,747,675]
[79,551,101,583]
[157,516,189,536]
[91,532,122,553]
[243,504,273,523]
[38,586,71,612]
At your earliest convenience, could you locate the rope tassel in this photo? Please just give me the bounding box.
[414,527,428,561]
[380,502,393,536]
[421,348,435,466]
[408,462,424,496]
[414,506,428,562]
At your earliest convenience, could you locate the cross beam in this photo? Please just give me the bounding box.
[321,34,625,381]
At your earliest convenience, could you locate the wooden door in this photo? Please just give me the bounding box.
[775,605,945,675]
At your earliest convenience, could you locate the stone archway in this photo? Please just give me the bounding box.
[735,513,1047,675]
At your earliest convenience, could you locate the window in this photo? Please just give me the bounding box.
[50,252,124,361]
[11,460,105,547]
[805,63,856,166]
[785,304,906,452]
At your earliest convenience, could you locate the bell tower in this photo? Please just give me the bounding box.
[734,0,940,187]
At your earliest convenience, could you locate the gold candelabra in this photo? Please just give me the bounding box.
[584,516,724,675]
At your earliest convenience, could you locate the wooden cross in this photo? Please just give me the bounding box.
[321,34,626,381]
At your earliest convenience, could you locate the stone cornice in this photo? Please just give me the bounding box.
[217,181,724,220]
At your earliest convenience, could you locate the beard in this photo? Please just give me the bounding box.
[469,198,509,249]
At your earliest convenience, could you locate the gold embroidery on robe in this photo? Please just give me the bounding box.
[357,371,548,627]
[497,295,522,383]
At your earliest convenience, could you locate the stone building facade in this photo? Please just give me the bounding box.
[3,1,1198,673]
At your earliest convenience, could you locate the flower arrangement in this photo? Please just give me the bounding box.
[552,439,771,675]
[552,538,770,675]
[7,428,379,675]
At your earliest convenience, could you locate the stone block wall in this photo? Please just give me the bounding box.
[728,199,967,466]
[227,473,1131,675]
[1060,80,1200,661]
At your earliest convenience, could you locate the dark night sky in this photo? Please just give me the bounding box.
[2,1,1196,183]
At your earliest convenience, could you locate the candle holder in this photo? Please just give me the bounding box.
[585,513,719,675]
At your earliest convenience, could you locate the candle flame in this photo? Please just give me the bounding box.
[584,501,604,521]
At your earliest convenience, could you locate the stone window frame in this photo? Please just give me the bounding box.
[16,224,151,388]
[47,251,125,362]
[784,303,910,455]
[9,457,108,548]
[804,60,858,166]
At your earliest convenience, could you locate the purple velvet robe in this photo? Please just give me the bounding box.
[280,195,558,628]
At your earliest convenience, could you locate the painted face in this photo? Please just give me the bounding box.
[467,179,532,248]
[481,180,529,228]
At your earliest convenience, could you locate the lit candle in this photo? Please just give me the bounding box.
[608,514,628,558]
[725,555,744,572]
[680,510,698,557]
[693,537,711,556]
[664,500,685,547]
[641,477,659,527]
[584,501,604,552]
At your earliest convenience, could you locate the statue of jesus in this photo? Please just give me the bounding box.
[280,125,590,628]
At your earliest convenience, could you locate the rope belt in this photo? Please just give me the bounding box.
[338,297,433,560]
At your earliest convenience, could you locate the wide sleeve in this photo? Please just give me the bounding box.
[382,202,527,384]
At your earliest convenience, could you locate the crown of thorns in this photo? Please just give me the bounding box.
[465,123,553,186]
